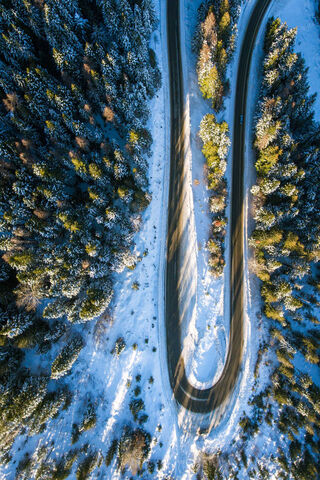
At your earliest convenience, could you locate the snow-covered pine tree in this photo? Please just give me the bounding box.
[50,335,84,379]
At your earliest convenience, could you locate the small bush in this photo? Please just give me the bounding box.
[105,439,118,467]
[129,398,145,422]
[112,337,126,356]
[79,401,97,432]
[76,452,99,480]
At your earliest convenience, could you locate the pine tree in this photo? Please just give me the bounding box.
[51,335,84,379]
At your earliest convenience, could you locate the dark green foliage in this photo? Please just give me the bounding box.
[199,454,223,480]
[105,439,118,467]
[316,2,320,23]
[0,0,160,325]
[71,423,81,445]
[129,398,145,422]
[239,413,255,437]
[138,413,149,425]
[147,460,155,474]
[51,335,84,379]
[134,385,141,397]
[0,259,70,459]
[79,400,97,433]
[76,451,99,480]
[28,389,68,434]
[112,336,126,356]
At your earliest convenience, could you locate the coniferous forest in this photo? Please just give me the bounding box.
[0,0,160,323]
[246,18,320,479]
[200,18,320,480]
[0,0,320,479]
[0,0,159,469]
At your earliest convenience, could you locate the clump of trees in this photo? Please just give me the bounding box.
[0,0,160,324]
[0,258,70,462]
[195,0,241,275]
[105,426,151,476]
[0,0,160,470]
[16,446,79,480]
[199,114,230,276]
[247,18,320,479]
[194,0,241,110]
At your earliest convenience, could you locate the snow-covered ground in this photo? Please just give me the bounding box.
[108,0,320,476]
[0,0,265,478]
[179,0,228,391]
[2,1,319,479]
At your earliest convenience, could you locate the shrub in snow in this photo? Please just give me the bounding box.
[147,461,155,474]
[118,427,150,475]
[112,337,126,356]
[76,452,99,480]
[105,439,118,467]
[129,398,145,422]
[79,401,97,432]
[131,281,140,290]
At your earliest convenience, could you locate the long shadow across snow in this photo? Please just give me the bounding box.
[165,0,272,415]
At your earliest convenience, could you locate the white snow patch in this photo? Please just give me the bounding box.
[179,0,228,392]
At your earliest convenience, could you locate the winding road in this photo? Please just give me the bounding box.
[165,0,272,416]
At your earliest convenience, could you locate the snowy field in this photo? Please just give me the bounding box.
[1,1,320,479]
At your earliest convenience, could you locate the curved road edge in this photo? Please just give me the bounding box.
[165,0,273,415]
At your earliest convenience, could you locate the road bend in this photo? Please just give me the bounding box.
[165,0,272,416]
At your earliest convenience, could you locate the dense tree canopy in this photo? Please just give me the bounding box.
[0,0,159,467]
[0,0,160,323]
[248,18,320,479]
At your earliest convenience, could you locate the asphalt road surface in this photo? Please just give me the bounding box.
[165,0,272,415]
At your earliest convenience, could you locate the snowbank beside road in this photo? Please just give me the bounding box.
[179,0,228,391]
